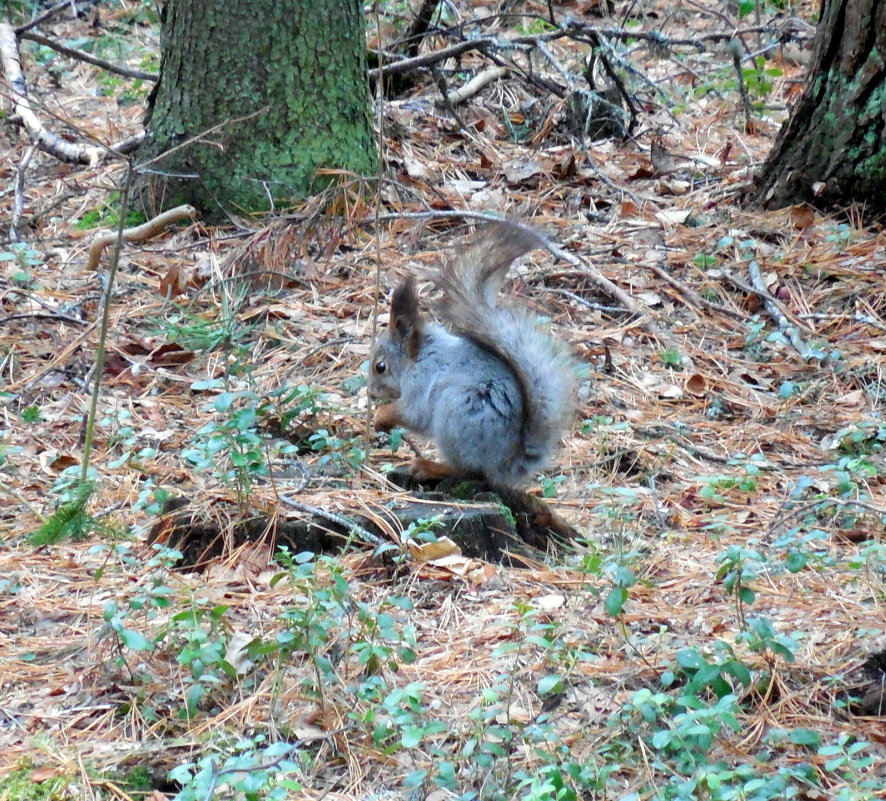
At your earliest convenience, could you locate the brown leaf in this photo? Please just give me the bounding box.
[789,205,816,230]
[408,536,461,562]
[651,138,681,175]
[685,374,707,397]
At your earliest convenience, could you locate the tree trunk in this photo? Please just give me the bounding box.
[750,0,886,210]
[138,0,376,219]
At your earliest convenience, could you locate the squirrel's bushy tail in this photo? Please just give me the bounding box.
[435,221,577,483]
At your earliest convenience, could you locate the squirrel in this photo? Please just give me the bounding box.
[368,222,577,489]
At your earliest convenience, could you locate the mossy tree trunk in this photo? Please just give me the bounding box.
[751,0,886,210]
[138,0,376,219]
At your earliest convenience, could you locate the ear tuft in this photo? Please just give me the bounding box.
[390,276,422,358]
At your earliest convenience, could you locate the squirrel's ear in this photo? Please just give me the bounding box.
[390,276,421,358]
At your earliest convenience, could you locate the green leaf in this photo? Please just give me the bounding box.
[785,550,808,572]
[401,726,423,748]
[119,627,154,651]
[604,587,627,617]
[537,674,564,695]
[790,728,821,747]
[213,391,235,412]
[738,586,756,605]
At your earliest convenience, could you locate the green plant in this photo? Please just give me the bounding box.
[735,616,796,662]
[170,735,302,801]
[698,455,764,503]
[715,544,763,625]
[98,543,182,671]
[518,18,556,34]
[0,242,42,285]
[182,386,298,504]
[265,550,352,698]
[29,469,96,544]
[20,404,40,423]
[665,643,752,699]
[75,198,146,230]
[308,428,365,473]
[660,348,682,368]
[539,473,565,498]
[692,252,717,269]
[170,604,236,717]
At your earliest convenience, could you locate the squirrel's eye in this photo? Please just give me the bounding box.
[375,360,386,375]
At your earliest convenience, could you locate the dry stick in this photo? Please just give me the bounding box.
[10,143,36,241]
[369,37,498,78]
[430,63,469,131]
[0,22,104,165]
[728,37,753,131]
[108,131,145,155]
[277,495,385,548]
[86,204,198,271]
[13,0,69,34]
[366,2,389,482]
[446,65,507,105]
[746,259,815,360]
[81,163,134,485]
[134,107,269,172]
[20,31,158,81]
[401,0,440,58]
[370,21,782,80]
[647,262,747,322]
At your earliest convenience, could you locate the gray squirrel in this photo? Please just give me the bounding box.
[368,222,577,489]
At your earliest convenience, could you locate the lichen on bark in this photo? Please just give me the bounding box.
[137,0,376,219]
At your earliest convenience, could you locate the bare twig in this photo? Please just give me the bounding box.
[0,22,104,165]
[648,262,746,321]
[728,37,753,131]
[13,0,69,34]
[400,0,440,58]
[81,163,135,484]
[19,31,158,81]
[10,144,36,242]
[86,204,198,271]
[446,65,507,105]
[746,259,815,360]
[277,496,386,548]
[369,37,498,79]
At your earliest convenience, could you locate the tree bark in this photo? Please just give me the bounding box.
[137,0,376,219]
[750,0,886,210]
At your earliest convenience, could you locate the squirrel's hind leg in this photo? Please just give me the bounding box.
[409,457,455,482]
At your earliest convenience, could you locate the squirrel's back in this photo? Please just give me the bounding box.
[433,223,577,486]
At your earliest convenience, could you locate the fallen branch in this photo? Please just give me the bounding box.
[86,204,198,271]
[446,65,507,105]
[746,259,815,360]
[400,0,440,59]
[370,37,498,79]
[13,0,69,35]
[0,22,104,165]
[277,496,386,548]
[10,143,36,241]
[648,261,746,322]
[20,30,158,82]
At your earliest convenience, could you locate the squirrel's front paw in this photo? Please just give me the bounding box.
[409,458,454,482]
[373,403,402,432]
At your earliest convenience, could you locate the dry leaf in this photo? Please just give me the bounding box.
[789,205,816,230]
[835,390,868,408]
[656,209,692,225]
[536,594,566,610]
[407,536,460,562]
[225,630,255,675]
[685,374,707,397]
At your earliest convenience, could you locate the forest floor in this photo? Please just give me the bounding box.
[0,1,884,800]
